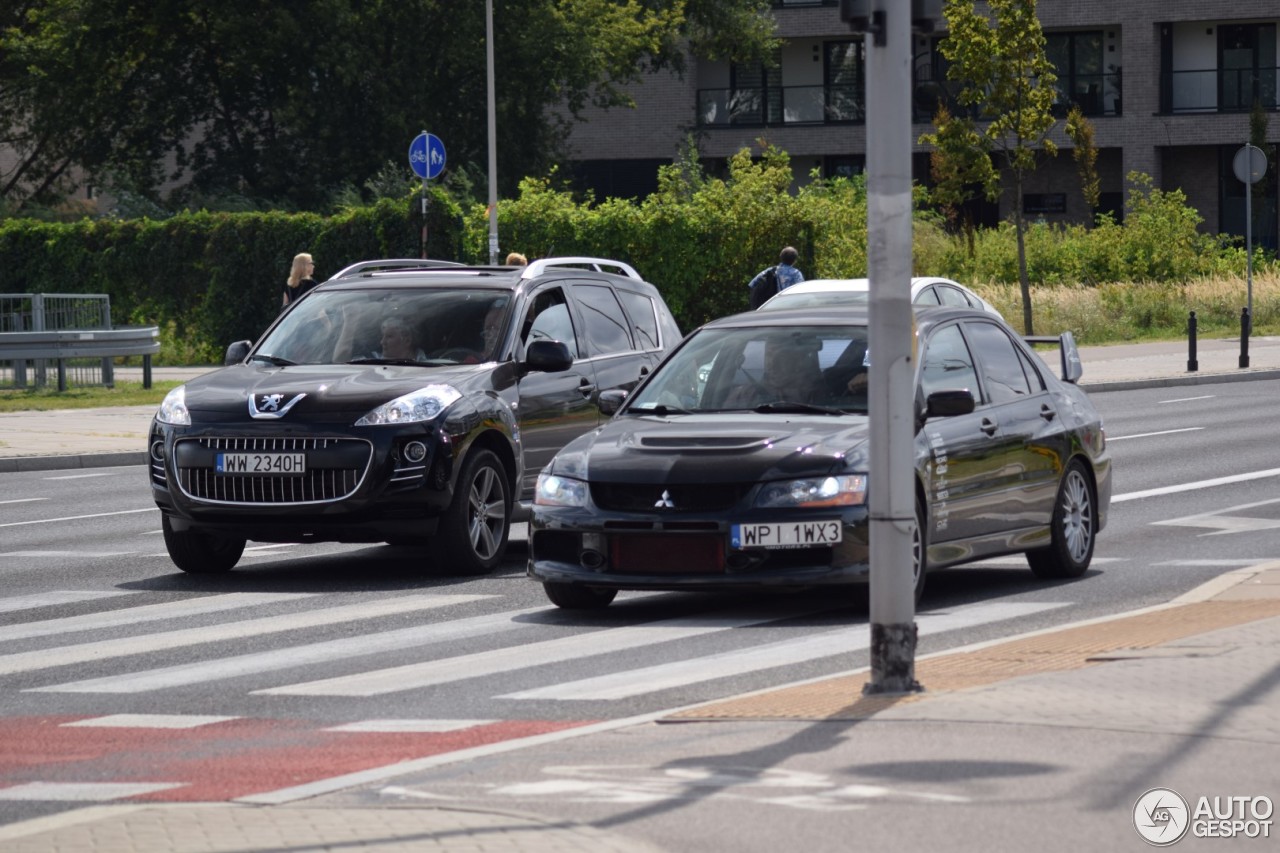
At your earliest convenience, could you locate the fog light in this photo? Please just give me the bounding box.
[150,440,166,462]
[580,532,608,571]
[404,441,427,463]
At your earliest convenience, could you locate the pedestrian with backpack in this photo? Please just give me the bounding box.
[747,246,804,309]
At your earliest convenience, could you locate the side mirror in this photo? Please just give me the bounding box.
[522,339,573,374]
[925,388,975,419]
[224,340,252,365]
[598,388,628,416]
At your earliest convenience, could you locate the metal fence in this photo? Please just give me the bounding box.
[0,293,114,389]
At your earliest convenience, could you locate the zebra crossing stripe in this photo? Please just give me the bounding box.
[255,602,841,698]
[0,592,314,642]
[0,782,185,801]
[0,594,491,676]
[0,589,134,614]
[500,601,1070,700]
[28,606,549,694]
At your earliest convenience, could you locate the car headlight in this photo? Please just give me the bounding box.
[535,472,589,507]
[156,385,190,426]
[355,385,462,426]
[756,475,868,508]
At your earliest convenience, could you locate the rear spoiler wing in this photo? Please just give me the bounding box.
[1024,331,1083,384]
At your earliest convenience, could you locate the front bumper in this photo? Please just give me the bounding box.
[148,418,457,543]
[528,504,871,591]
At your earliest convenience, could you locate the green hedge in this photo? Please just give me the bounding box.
[0,195,460,363]
[2,151,1273,362]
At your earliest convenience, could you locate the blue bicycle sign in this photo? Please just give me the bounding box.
[408,132,446,180]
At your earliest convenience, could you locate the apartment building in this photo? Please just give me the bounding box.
[564,1,1280,249]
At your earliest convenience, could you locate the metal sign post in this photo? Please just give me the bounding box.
[1232,143,1267,335]
[409,131,447,259]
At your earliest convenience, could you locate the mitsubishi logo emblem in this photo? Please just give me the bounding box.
[654,489,676,509]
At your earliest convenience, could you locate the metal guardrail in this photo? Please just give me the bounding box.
[0,327,161,391]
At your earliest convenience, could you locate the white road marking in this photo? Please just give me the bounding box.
[1112,467,1280,503]
[1154,559,1275,567]
[62,714,238,729]
[0,594,491,676]
[0,498,47,505]
[0,551,137,558]
[0,590,133,614]
[1153,497,1280,535]
[43,472,120,480]
[1106,427,1203,441]
[254,606,836,698]
[0,508,155,528]
[1158,395,1214,403]
[29,606,548,694]
[325,720,497,733]
[0,782,186,801]
[501,601,1068,701]
[0,592,312,642]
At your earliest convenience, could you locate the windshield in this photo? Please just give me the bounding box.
[759,290,869,311]
[627,324,871,414]
[255,288,511,366]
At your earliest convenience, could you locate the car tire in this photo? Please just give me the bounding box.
[543,582,618,610]
[912,497,928,604]
[162,515,245,573]
[438,448,510,575]
[1026,460,1095,580]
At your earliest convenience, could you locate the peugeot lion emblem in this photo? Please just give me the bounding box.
[248,392,307,419]
[654,489,676,509]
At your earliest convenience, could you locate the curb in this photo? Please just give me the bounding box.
[1080,366,1280,393]
[0,451,145,474]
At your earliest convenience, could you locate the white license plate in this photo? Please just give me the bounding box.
[216,452,306,475]
[731,520,842,550]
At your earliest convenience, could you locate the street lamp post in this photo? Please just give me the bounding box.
[486,0,499,265]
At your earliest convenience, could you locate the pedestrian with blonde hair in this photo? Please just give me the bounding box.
[283,252,319,308]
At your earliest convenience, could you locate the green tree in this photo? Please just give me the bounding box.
[935,0,1059,334]
[919,103,997,257]
[0,0,779,215]
[1065,105,1100,213]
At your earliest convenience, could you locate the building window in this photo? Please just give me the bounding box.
[1024,193,1067,214]
[1219,24,1277,112]
[824,41,865,122]
[1045,31,1106,116]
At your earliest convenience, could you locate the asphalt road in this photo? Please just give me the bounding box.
[2,376,1279,830]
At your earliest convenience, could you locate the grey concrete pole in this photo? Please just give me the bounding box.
[486,0,499,265]
[863,0,921,695]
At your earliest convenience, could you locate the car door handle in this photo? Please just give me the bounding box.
[578,379,597,397]
[1040,404,1056,422]
[980,418,998,436]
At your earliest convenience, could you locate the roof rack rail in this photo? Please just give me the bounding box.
[521,257,641,281]
[327,258,464,280]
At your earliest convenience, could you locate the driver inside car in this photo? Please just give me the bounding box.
[722,337,824,408]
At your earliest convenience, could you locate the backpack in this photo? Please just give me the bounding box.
[749,265,780,309]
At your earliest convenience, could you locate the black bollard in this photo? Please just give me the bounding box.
[1240,307,1251,369]
[1187,311,1198,372]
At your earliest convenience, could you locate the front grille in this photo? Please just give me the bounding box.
[609,533,725,574]
[591,482,751,512]
[174,436,372,505]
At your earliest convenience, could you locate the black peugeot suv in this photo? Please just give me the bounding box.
[148,257,682,575]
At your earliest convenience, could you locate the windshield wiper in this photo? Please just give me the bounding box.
[249,354,296,366]
[752,401,845,416]
[346,358,427,366]
[634,403,692,416]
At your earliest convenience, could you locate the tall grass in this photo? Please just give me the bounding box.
[976,272,1280,343]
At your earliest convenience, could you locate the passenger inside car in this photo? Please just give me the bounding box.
[721,336,824,408]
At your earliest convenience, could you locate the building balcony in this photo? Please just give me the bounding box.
[1161,67,1279,114]
[697,84,863,127]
